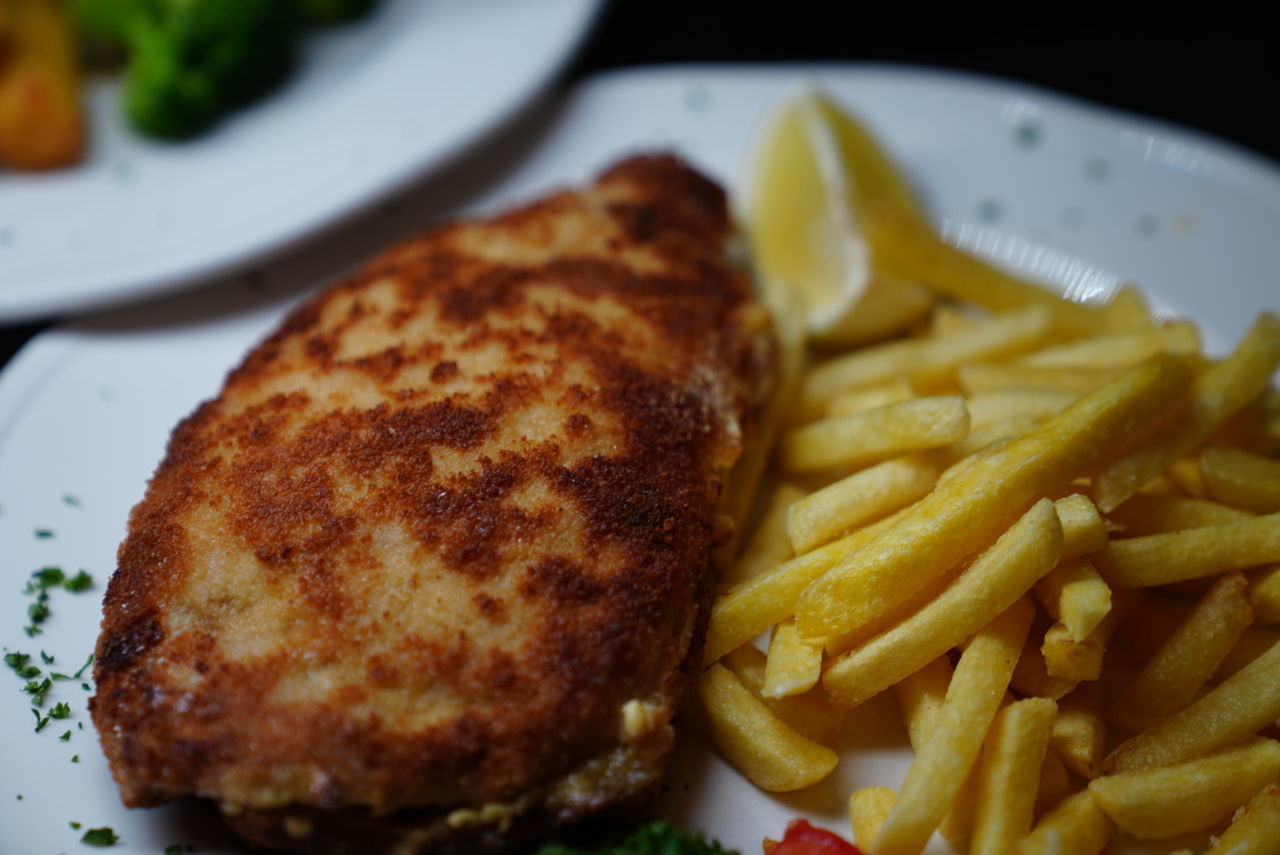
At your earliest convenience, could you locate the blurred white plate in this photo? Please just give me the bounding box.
[0,0,602,323]
[2,65,1278,854]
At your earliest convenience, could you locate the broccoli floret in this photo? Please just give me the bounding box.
[122,0,300,139]
[532,820,739,855]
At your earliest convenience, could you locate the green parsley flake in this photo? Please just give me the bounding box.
[81,827,119,846]
[50,701,71,719]
[59,730,71,741]
[63,570,93,593]
[70,821,82,830]
[74,654,94,680]
[63,494,82,507]
[34,528,54,539]
[32,709,49,732]
[41,650,55,664]
[71,754,80,763]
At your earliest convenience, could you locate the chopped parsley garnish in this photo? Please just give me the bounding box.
[63,570,94,592]
[81,827,119,846]
[32,709,49,732]
[71,754,80,762]
[50,701,71,719]
[63,494,82,507]
[59,730,72,741]
[75,654,94,680]
[4,652,40,679]
[34,528,54,539]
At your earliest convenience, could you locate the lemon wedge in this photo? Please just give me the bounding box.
[745,89,933,346]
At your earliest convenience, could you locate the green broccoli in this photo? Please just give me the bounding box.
[73,0,380,140]
[122,0,300,139]
[532,820,739,855]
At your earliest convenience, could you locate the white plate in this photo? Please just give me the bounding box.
[0,0,602,324]
[2,65,1278,855]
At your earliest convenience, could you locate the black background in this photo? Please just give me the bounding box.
[2,2,1276,362]
[571,2,1279,165]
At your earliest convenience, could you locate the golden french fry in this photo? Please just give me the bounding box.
[826,377,915,418]
[933,416,1039,466]
[704,506,911,665]
[1250,564,1280,624]
[1010,622,1079,701]
[1095,512,1280,587]
[1018,789,1114,855]
[1105,639,1280,773]
[820,273,935,348]
[796,354,1192,641]
[966,389,1080,430]
[786,455,938,553]
[850,786,896,851]
[1089,737,1280,838]
[1206,781,1280,855]
[863,206,1105,336]
[890,655,952,750]
[799,306,1052,409]
[724,644,842,744]
[1041,609,1118,682]
[971,697,1058,855]
[1099,283,1155,331]
[1018,322,1201,371]
[870,600,1033,855]
[1093,313,1280,510]
[1053,494,1109,564]
[763,618,822,698]
[698,663,837,791]
[1108,572,1254,733]
[1201,444,1280,514]
[780,396,969,473]
[1105,492,1254,536]
[929,302,979,338]
[823,502,1060,707]
[957,363,1119,395]
[1035,558,1111,641]
[1036,750,1072,818]
[1051,681,1106,779]
[1168,455,1208,497]
[1216,624,1280,681]
[720,483,806,590]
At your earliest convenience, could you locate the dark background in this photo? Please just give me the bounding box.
[2,3,1276,362]
[572,2,1279,165]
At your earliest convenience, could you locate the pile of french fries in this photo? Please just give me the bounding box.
[701,95,1280,855]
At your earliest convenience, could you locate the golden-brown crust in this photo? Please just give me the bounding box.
[90,154,771,845]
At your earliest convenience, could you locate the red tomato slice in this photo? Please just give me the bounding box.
[762,819,863,855]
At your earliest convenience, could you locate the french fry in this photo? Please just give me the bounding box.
[1206,781,1280,855]
[763,618,823,698]
[724,644,842,744]
[1105,639,1280,773]
[1041,608,1119,683]
[1035,558,1111,641]
[704,507,911,665]
[863,206,1106,336]
[928,302,980,338]
[1099,283,1155,331]
[1201,443,1280,513]
[799,306,1052,409]
[1095,513,1280,587]
[850,786,896,851]
[1108,572,1254,733]
[698,663,837,791]
[1018,322,1201,370]
[786,455,938,553]
[796,354,1192,641]
[1018,789,1113,855]
[871,600,1033,855]
[779,396,969,473]
[1089,737,1280,838]
[933,416,1039,466]
[971,697,1058,855]
[890,655,951,750]
[957,362,1119,395]
[823,502,1060,707]
[1105,492,1254,536]
[1053,494,1109,564]
[820,273,935,348]
[1251,564,1280,624]
[966,388,1079,430]
[1036,750,1073,819]
[1093,313,1280,510]
[1168,455,1208,497]
[826,377,915,419]
[720,483,806,590]
[1051,682,1106,779]
[1010,622,1079,701]
[1216,624,1280,681]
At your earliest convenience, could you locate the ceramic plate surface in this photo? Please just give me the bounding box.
[2,65,1278,854]
[0,0,602,323]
